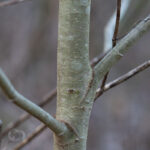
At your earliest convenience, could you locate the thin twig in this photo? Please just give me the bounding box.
[0,89,56,140]
[104,0,131,51]
[112,0,122,47]
[0,0,31,7]
[13,124,47,150]
[100,0,121,93]
[95,60,150,100]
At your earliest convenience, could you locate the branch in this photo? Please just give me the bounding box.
[100,0,121,92]
[13,124,46,150]
[112,0,121,47]
[94,14,150,85]
[0,69,67,135]
[0,49,116,143]
[0,49,109,140]
[0,89,56,140]
[0,50,108,140]
[0,0,31,7]
[1,14,150,136]
[104,0,131,51]
[0,49,110,140]
[95,60,150,99]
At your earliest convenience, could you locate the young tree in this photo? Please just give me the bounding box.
[0,0,150,150]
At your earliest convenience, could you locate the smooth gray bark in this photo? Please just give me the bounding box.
[55,0,93,150]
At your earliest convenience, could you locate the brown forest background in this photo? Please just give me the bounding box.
[0,0,150,150]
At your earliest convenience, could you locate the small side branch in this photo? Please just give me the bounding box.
[0,0,31,7]
[0,69,67,135]
[112,0,121,47]
[104,0,131,51]
[0,89,56,140]
[95,60,150,99]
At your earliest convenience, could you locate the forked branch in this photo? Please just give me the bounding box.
[94,15,150,84]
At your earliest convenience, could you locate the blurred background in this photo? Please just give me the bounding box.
[0,0,150,149]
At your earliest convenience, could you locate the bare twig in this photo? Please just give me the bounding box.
[98,72,109,96]
[13,124,47,150]
[94,15,150,98]
[112,0,122,47]
[104,0,131,51]
[0,89,56,140]
[95,60,150,99]
[0,0,31,7]
[100,0,121,93]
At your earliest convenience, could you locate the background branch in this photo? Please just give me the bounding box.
[0,0,31,7]
[104,0,131,52]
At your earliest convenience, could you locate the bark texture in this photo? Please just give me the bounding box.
[55,0,93,150]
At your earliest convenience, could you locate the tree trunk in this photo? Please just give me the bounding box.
[54,0,93,150]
